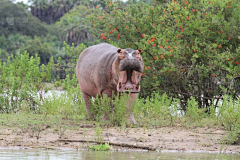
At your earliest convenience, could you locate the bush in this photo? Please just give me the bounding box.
[89,0,240,110]
[218,95,240,144]
[0,50,53,113]
[0,42,87,116]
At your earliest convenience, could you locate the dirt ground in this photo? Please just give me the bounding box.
[0,123,240,154]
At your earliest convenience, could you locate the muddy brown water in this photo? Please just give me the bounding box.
[0,148,240,160]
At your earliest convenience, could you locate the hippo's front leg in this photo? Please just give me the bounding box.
[81,91,91,119]
[126,93,138,124]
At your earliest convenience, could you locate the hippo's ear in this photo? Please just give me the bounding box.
[135,50,141,60]
[117,49,125,60]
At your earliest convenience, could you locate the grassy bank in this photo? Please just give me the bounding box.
[0,92,239,145]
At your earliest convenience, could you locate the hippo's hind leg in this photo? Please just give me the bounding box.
[81,91,91,119]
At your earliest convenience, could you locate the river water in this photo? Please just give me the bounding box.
[0,148,239,160]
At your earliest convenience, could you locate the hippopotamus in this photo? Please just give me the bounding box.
[76,43,144,124]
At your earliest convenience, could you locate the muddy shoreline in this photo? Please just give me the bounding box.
[0,124,240,154]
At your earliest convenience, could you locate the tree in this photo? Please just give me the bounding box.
[55,5,96,46]
[0,0,48,37]
[90,0,240,109]
[21,36,52,64]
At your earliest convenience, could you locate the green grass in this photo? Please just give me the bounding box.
[88,143,112,151]
[0,92,240,145]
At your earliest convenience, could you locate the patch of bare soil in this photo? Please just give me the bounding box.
[0,124,239,153]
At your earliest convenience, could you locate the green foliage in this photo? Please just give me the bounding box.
[0,0,48,37]
[88,143,112,151]
[219,95,240,144]
[21,36,52,64]
[134,92,179,126]
[94,124,103,142]
[55,5,98,47]
[90,0,240,109]
[0,50,53,113]
[185,96,204,126]
[49,42,87,117]
[89,93,129,126]
[0,34,32,61]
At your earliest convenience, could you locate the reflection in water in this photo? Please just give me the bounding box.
[0,148,239,160]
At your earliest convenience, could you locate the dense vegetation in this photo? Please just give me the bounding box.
[0,0,240,144]
[90,0,240,109]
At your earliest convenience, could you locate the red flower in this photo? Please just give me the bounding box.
[117,34,120,40]
[160,45,163,48]
[154,56,157,60]
[235,61,239,65]
[192,9,195,12]
[179,26,182,29]
[185,2,188,4]
[151,38,155,42]
[153,44,156,46]
[142,34,145,37]
[142,73,145,76]
[212,74,215,77]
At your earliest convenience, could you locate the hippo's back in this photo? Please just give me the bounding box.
[76,43,118,97]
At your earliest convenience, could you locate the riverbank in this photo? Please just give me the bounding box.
[0,114,239,154]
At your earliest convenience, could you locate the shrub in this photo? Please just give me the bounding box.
[218,95,240,144]
[89,0,240,110]
[0,50,53,113]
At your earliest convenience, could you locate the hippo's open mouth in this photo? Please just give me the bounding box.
[117,69,141,93]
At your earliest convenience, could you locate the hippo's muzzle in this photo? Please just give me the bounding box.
[119,59,143,73]
[117,59,143,93]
